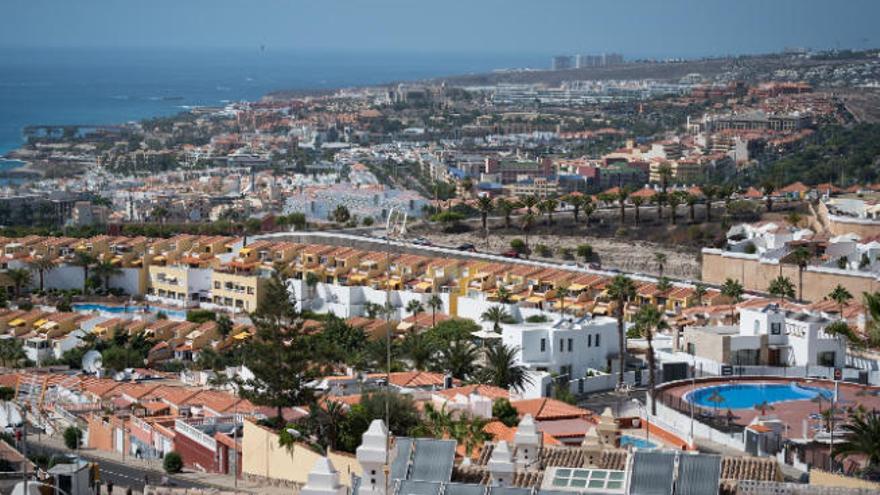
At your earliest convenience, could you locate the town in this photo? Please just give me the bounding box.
[3,11,880,495]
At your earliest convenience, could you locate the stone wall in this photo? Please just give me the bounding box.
[701,250,880,302]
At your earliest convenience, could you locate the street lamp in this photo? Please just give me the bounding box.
[631,398,650,446]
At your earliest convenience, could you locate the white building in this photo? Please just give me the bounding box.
[501,316,619,381]
[678,304,846,369]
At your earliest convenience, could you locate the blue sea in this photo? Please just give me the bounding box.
[0,47,548,156]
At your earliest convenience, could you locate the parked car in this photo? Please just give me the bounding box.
[501,250,520,258]
[456,243,476,252]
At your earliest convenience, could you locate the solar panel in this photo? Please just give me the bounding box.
[676,454,721,495]
[409,439,456,482]
[444,483,488,495]
[546,468,627,492]
[392,438,415,480]
[630,451,675,495]
[397,480,442,495]
[488,487,531,495]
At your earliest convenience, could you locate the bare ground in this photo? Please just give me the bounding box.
[420,230,702,280]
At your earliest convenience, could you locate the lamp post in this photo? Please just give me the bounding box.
[631,399,650,446]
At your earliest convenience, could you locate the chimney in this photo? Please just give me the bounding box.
[513,414,542,470]
[487,441,516,486]
[300,457,347,495]
[356,420,390,495]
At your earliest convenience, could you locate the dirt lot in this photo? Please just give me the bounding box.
[419,229,702,280]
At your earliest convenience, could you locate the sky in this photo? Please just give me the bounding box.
[1,0,877,58]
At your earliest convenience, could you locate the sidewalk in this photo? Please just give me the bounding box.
[29,434,291,495]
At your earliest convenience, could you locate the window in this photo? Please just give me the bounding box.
[687,342,696,355]
[213,281,220,289]
[567,339,573,352]
[770,322,782,335]
[540,338,546,352]
[560,338,564,351]
[588,334,592,347]
[595,334,600,347]
[818,352,836,367]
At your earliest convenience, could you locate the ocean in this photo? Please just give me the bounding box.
[0,47,548,156]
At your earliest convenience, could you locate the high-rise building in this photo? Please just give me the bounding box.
[551,55,574,71]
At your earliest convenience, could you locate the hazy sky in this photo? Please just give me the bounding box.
[2,0,877,57]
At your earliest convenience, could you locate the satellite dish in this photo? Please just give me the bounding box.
[81,350,103,374]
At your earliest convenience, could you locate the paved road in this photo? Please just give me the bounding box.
[32,444,210,492]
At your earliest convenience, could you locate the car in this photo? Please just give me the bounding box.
[412,237,432,246]
[456,243,476,252]
[501,250,520,258]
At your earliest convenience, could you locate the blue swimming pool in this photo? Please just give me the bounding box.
[72,303,187,319]
[685,382,833,410]
[620,434,658,449]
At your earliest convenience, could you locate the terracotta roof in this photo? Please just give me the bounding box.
[511,398,590,420]
[719,456,782,481]
[434,384,510,401]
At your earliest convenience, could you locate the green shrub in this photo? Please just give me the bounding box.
[163,451,183,473]
[63,427,82,450]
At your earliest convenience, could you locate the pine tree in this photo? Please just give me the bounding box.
[238,273,317,420]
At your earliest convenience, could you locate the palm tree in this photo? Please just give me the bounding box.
[538,198,558,226]
[0,339,27,368]
[437,339,480,380]
[28,257,55,292]
[93,259,122,292]
[833,411,880,472]
[686,194,698,223]
[668,192,683,225]
[582,202,596,231]
[702,185,718,222]
[476,196,494,234]
[860,297,880,332]
[694,283,707,306]
[634,305,667,415]
[824,320,860,351]
[427,295,443,328]
[496,284,514,303]
[828,285,853,318]
[304,271,320,310]
[411,403,454,438]
[6,268,31,298]
[556,286,570,317]
[495,198,517,230]
[481,305,511,333]
[403,331,434,371]
[566,194,584,224]
[790,246,812,302]
[607,275,636,388]
[617,188,629,225]
[762,182,776,212]
[520,195,539,215]
[72,251,97,295]
[520,212,535,257]
[481,343,532,392]
[631,196,644,226]
[307,400,348,451]
[767,276,795,302]
[405,300,425,330]
[652,192,666,221]
[654,252,667,279]
[657,163,672,197]
[721,278,745,322]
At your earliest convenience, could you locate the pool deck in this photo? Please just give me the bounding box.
[658,377,880,440]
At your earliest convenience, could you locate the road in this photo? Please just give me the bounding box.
[31,444,211,492]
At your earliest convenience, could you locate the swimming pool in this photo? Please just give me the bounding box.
[685,382,833,410]
[72,303,187,320]
[620,434,658,449]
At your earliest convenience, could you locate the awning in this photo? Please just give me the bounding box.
[33,319,48,327]
[510,294,525,302]
[232,332,250,341]
[592,307,608,315]
[568,284,587,291]
[9,319,25,327]
[397,321,415,331]
[526,296,544,304]
[414,281,432,291]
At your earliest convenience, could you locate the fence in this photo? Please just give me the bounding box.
[651,394,745,451]
[567,369,654,396]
